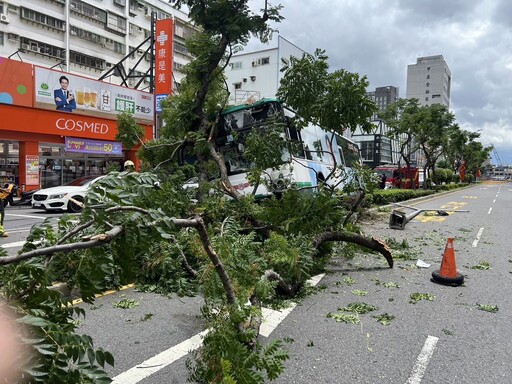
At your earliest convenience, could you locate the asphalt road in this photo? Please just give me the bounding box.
[0,206,65,255]
[7,184,512,383]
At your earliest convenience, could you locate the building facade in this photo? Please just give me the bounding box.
[225,35,305,105]
[406,55,452,167]
[351,86,402,168]
[406,55,451,108]
[0,0,195,189]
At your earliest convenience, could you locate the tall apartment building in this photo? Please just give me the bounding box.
[0,0,195,189]
[351,86,402,167]
[406,55,451,108]
[406,55,451,167]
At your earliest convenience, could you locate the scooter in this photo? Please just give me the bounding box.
[2,184,36,207]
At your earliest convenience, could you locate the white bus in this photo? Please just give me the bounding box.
[212,98,362,198]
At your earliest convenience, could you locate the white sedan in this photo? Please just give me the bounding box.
[32,175,104,213]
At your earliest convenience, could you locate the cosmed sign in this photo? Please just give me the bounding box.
[34,66,154,124]
[65,137,122,155]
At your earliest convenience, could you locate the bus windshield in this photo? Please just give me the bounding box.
[212,98,362,197]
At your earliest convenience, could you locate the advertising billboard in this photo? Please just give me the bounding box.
[155,18,174,113]
[65,137,123,155]
[0,58,34,107]
[34,66,154,124]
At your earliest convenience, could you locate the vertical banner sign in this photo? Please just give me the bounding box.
[155,18,174,113]
[25,155,40,186]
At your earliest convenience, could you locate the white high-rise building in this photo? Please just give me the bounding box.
[0,0,193,89]
[406,55,451,108]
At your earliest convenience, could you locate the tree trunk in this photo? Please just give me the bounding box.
[312,231,393,268]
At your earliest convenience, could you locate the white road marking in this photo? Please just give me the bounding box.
[6,213,46,220]
[1,240,41,249]
[111,331,209,384]
[405,335,439,384]
[488,207,492,215]
[493,199,496,203]
[111,273,325,384]
[472,227,484,247]
[260,273,324,337]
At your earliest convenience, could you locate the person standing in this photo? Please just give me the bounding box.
[54,75,76,112]
[0,184,12,237]
[379,173,387,189]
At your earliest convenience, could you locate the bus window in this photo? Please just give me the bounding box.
[285,117,305,159]
[336,135,361,167]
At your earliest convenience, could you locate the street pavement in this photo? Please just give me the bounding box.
[4,184,512,383]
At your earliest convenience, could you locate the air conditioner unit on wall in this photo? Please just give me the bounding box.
[0,14,9,24]
[22,43,29,51]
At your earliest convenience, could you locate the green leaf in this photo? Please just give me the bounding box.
[17,315,51,327]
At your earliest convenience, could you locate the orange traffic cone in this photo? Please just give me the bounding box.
[431,238,464,286]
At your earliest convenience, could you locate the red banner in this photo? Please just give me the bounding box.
[155,19,174,97]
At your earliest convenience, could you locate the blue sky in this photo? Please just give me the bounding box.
[246,0,512,165]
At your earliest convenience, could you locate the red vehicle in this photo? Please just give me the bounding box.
[374,165,420,189]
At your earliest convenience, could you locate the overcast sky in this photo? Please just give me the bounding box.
[245,0,512,165]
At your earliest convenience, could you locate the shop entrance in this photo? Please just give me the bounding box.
[0,141,124,189]
[40,150,123,188]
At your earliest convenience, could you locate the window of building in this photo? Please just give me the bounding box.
[425,90,429,94]
[426,75,430,79]
[70,51,106,70]
[426,82,430,87]
[425,97,429,101]
[234,82,242,89]
[231,61,242,70]
[70,25,102,44]
[174,41,190,56]
[70,0,107,23]
[261,57,270,65]
[360,141,374,162]
[0,3,4,14]
[21,7,66,31]
[432,94,440,99]
[129,0,138,14]
[114,0,126,7]
[0,32,3,46]
[106,12,127,35]
[113,41,125,54]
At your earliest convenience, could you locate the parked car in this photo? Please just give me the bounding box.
[32,175,104,213]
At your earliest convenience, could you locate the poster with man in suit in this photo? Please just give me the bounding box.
[54,75,76,112]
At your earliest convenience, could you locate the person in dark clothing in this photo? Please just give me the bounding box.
[379,173,387,189]
[54,75,76,112]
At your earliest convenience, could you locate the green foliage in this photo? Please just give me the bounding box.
[259,189,346,235]
[469,260,491,270]
[368,189,435,205]
[0,258,114,382]
[372,313,395,326]
[137,241,199,297]
[187,305,289,383]
[115,111,145,149]
[261,233,314,290]
[112,298,139,309]
[476,304,498,313]
[277,49,377,135]
[409,293,436,304]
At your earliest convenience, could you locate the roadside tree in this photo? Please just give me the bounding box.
[0,1,395,383]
